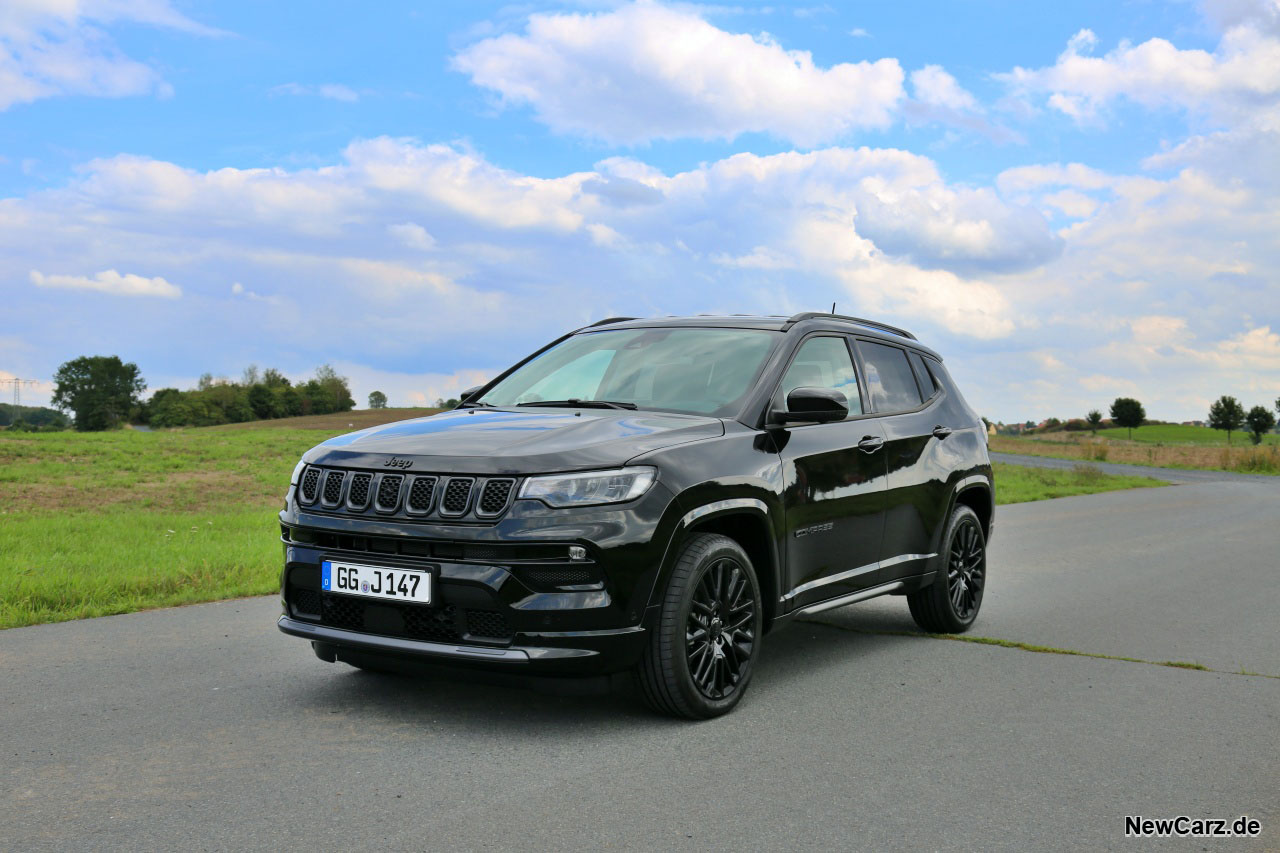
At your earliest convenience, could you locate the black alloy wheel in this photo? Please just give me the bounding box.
[638,533,763,719]
[685,556,757,700]
[907,504,986,633]
[948,517,985,621]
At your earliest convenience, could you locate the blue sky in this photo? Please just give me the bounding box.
[2,0,1278,422]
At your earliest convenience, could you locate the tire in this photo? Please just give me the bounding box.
[637,533,763,719]
[907,505,987,633]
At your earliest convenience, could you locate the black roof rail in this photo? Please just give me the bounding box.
[781,311,917,340]
[585,316,637,328]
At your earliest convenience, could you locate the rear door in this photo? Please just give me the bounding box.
[775,335,889,611]
[854,339,951,581]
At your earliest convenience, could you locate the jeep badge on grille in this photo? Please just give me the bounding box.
[383,457,412,469]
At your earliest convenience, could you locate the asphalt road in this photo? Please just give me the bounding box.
[3,477,1277,851]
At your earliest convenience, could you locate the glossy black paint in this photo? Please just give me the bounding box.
[277,314,993,680]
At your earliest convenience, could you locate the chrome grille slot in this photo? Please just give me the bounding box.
[440,477,474,516]
[375,474,404,513]
[320,470,346,507]
[405,475,438,515]
[476,478,515,517]
[346,473,372,510]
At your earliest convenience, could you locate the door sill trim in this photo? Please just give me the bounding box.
[793,581,905,617]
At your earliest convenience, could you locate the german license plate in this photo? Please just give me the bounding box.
[321,560,432,604]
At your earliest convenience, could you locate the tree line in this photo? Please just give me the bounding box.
[48,355,355,431]
[1081,395,1278,444]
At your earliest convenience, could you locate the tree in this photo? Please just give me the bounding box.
[248,384,276,420]
[1245,405,1276,446]
[368,390,388,409]
[1109,397,1145,440]
[1207,395,1246,445]
[52,355,146,431]
[261,367,290,388]
[1086,409,1102,435]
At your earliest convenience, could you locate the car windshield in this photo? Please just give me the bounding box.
[477,328,779,416]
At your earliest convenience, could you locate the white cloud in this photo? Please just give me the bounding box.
[270,82,360,102]
[911,65,978,111]
[30,268,181,298]
[1041,189,1099,218]
[998,6,1280,125]
[0,0,220,110]
[388,222,437,250]
[452,1,905,146]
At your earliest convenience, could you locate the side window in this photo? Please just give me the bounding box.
[858,341,923,413]
[908,351,938,400]
[778,336,864,415]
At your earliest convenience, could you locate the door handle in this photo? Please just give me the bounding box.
[858,435,884,453]
[932,425,953,439]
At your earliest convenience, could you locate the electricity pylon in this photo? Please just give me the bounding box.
[2,377,39,408]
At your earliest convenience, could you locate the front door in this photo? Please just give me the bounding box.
[775,336,889,611]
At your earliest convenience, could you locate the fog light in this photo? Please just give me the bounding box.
[568,545,587,561]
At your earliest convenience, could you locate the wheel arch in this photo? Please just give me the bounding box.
[651,501,781,632]
[950,475,994,542]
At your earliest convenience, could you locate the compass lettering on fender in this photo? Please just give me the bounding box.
[383,457,412,469]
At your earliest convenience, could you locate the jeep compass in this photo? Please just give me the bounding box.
[277,313,994,718]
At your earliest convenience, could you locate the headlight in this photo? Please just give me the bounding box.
[519,466,656,508]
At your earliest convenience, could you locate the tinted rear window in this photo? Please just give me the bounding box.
[859,341,923,413]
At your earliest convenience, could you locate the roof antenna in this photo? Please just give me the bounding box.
[831,302,837,314]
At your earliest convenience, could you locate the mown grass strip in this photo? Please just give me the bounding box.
[798,620,1278,679]
[992,461,1165,505]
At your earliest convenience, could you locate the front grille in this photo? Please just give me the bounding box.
[477,479,515,516]
[347,473,372,509]
[402,604,462,642]
[321,470,345,506]
[375,475,404,512]
[441,478,474,515]
[285,527,568,563]
[299,467,321,504]
[465,610,513,640]
[296,468,519,521]
[406,476,437,514]
[320,594,489,644]
[522,568,594,586]
[290,586,321,616]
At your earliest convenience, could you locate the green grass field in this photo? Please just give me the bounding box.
[992,462,1163,505]
[1096,423,1280,446]
[1,417,1164,629]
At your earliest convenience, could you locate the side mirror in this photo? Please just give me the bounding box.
[459,385,482,403]
[773,387,849,424]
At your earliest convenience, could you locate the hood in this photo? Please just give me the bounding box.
[303,408,725,474]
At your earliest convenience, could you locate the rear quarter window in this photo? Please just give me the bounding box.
[858,340,923,413]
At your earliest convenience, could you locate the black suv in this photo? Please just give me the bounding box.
[278,313,993,718]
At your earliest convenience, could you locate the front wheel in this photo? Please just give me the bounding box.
[907,505,987,633]
[637,533,763,719]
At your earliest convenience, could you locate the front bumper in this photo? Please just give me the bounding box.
[278,615,645,672]
[277,482,678,676]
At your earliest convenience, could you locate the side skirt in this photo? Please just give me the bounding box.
[772,572,935,627]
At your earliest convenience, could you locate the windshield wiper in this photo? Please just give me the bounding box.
[517,399,638,410]
[456,400,493,409]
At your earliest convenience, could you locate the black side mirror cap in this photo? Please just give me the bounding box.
[459,385,482,403]
[772,386,849,424]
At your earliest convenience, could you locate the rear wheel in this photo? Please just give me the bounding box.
[907,505,986,633]
[637,533,762,719]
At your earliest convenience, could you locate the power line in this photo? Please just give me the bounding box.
[2,377,39,408]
